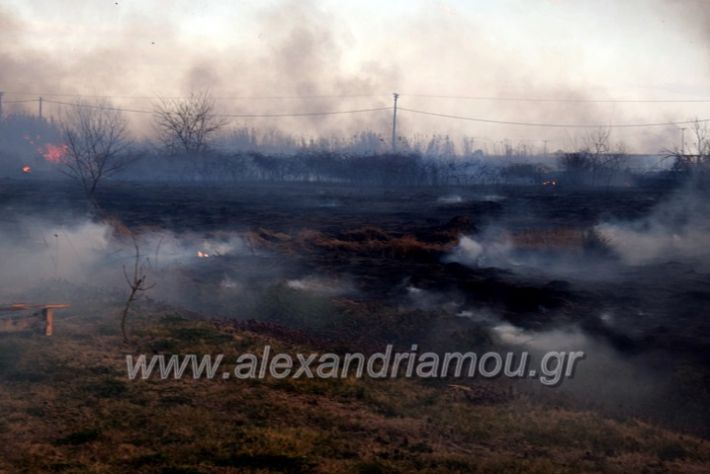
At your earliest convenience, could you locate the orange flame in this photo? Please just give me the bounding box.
[22,165,32,174]
[197,251,209,258]
[41,144,69,164]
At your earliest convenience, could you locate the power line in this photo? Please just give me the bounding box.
[3,99,40,104]
[398,107,710,129]
[216,107,391,118]
[199,94,385,101]
[4,92,387,101]
[15,98,710,128]
[43,99,154,114]
[400,94,710,103]
[43,99,392,118]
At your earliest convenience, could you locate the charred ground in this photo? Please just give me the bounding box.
[1,177,709,472]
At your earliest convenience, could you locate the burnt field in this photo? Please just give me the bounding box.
[2,177,709,439]
[5,1,710,470]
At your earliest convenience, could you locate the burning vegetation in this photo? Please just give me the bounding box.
[40,143,68,164]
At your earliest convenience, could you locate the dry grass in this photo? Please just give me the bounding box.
[249,222,614,263]
[512,227,611,254]
[513,228,587,250]
[0,302,707,473]
[312,227,452,258]
[246,225,457,260]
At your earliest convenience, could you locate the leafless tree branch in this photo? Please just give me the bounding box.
[120,235,154,344]
[59,100,130,200]
[153,91,228,155]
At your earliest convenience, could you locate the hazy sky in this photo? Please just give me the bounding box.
[1,0,709,151]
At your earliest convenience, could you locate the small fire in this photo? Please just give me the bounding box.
[22,165,32,174]
[542,179,557,186]
[197,251,209,258]
[41,144,69,164]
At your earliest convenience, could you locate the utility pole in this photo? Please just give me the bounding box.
[38,96,43,120]
[391,92,399,153]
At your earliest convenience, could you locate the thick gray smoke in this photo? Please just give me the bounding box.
[0,211,359,320]
[0,219,113,294]
[598,184,710,267]
[663,0,710,67]
[0,1,396,139]
[0,215,248,299]
[1,0,707,151]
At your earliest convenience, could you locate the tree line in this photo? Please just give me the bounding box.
[2,91,708,197]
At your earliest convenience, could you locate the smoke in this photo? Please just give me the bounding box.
[437,195,464,204]
[597,184,710,267]
[1,1,708,151]
[0,219,113,294]
[662,0,710,65]
[447,233,516,269]
[446,224,614,279]
[0,208,367,321]
[0,0,397,138]
[0,213,254,298]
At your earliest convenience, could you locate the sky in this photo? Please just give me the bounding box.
[1,0,709,152]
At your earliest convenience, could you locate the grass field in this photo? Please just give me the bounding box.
[1,300,709,474]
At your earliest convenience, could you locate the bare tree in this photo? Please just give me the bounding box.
[153,91,228,154]
[120,236,154,343]
[583,127,610,185]
[599,142,626,188]
[664,119,710,173]
[60,101,130,199]
[583,127,612,156]
[688,119,710,164]
[559,127,626,187]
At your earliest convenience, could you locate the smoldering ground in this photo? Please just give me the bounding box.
[597,182,710,267]
[0,212,286,312]
[1,174,710,435]
[423,182,710,433]
[0,202,364,327]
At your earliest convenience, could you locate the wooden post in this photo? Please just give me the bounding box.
[43,307,54,336]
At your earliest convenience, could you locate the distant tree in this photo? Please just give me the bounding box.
[599,143,626,188]
[559,151,593,185]
[693,119,710,160]
[561,127,625,187]
[60,101,130,200]
[664,119,710,173]
[586,128,627,187]
[583,127,612,156]
[153,91,228,154]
